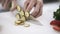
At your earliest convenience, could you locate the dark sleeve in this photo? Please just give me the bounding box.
[43,0,59,3]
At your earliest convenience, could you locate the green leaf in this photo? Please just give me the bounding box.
[53,6,60,20]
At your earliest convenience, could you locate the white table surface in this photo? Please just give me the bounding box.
[0,1,60,34]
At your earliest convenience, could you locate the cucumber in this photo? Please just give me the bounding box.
[15,20,24,25]
[16,5,21,11]
[16,13,21,19]
[25,11,30,18]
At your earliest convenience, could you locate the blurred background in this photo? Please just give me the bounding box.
[43,0,59,3]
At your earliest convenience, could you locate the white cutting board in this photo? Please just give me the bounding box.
[0,1,60,34]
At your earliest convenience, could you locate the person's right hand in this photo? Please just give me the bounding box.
[24,0,43,18]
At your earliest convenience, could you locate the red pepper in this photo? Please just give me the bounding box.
[53,25,60,31]
[50,20,60,31]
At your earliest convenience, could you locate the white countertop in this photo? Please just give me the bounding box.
[0,2,60,34]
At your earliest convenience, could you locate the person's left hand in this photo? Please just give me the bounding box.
[1,0,12,10]
[24,0,43,18]
[0,0,2,3]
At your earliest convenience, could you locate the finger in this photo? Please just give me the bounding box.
[3,0,12,9]
[10,0,17,11]
[2,0,5,6]
[31,1,41,18]
[24,0,30,11]
[3,0,9,10]
[35,8,42,18]
[36,1,43,18]
[10,6,16,11]
[26,0,37,11]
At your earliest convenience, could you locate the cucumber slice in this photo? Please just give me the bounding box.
[17,5,21,11]
[25,11,30,18]
[24,23,30,27]
[16,13,21,19]
[15,20,24,25]
[19,10,24,16]
[20,16,26,21]
[15,20,22,25]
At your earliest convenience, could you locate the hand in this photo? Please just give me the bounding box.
[2,0,12,10]
[10,0,17,11]
[24,0,43,18]
[0,0,2,3]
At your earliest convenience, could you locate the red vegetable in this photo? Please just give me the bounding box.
[50,20,60,31]
[53,25,60,31]
[50,20,60,27]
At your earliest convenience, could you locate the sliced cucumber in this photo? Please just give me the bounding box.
[20,16,26,21]
[15,20,24,25]
[19,10,24,16]
[15,20,22,25]
[24,23,30,27]
[16,13,21,19]
[25,11,30,18]
[17,5,21,11]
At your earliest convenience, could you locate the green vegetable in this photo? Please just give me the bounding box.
[53,6,60,20]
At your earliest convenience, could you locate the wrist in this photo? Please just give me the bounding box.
[37,0,43,2]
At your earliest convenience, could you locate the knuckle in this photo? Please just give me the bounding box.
[32,0,37,2]
[35,10,39,13]
[25,1,29,4]
[38,1,43,6]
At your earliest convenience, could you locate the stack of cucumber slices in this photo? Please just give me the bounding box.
[15,5,34,27]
